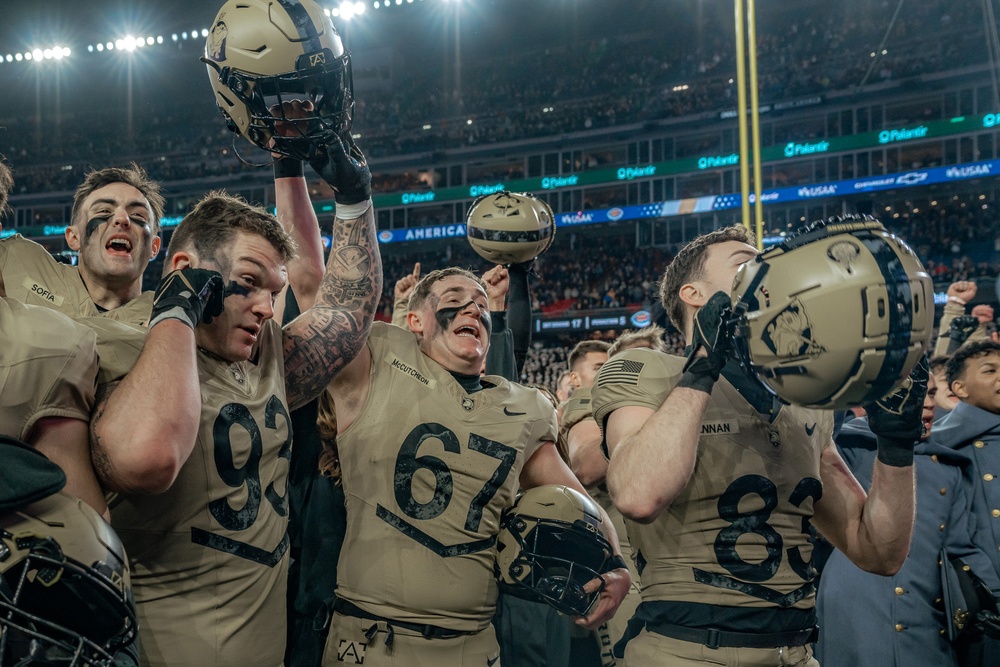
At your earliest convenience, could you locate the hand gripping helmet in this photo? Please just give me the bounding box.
[1,440,135,666]
[495,485,613,616]
[730,215,934,409]
[466,191,556,265]
[203,0,354,160]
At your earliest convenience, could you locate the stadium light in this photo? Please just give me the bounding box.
[14,53,22,61]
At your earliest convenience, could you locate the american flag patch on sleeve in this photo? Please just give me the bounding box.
[597,359,645,386]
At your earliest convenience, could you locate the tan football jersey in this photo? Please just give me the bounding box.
[592,348,833,611]
[0,298,98,440]
[0,234,153,326]
[558,385,594,447]
[109,318,291,667]
[75,316,147,388]
[336,322,558,632]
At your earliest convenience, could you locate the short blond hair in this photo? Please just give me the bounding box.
[609,324,667,357]
[408,267,488,312]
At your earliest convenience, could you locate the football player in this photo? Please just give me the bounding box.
[0,159,107,519]
[88,131,379,666]
[0,164,164,325]
[321,267,631,667]
[593,225,920,666]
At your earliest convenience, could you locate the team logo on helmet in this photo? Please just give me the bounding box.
[827,240,861,274]
[761,298,825,358]
[207,20,228,62]
[486,192,524,217]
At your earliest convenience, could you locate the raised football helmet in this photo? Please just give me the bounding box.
[203,0,354,160]
[466,191,556,265]
[731,214,934,409]
[495,485,613,616]
[1,487,135,665]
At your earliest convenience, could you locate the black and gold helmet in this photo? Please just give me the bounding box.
[731,215,934,409]
[203,0,354,160]
[0,439,135,667]
[466,191,555,265]
[495,485,613,616]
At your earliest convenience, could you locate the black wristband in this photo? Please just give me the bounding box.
[676,356,720,394]
[273,158,304,180]
[607,554,628,572]
[875,435,915,467]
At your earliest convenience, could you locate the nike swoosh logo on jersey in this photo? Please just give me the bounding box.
[503,407,526,416]
[487,656,500,667]
[805,422,817,436]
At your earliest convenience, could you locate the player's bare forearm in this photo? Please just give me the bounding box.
[813,444,915,575]
[274,176,325,312]
[34,418,110,520]
[90,322,202,494]
[606,388,710,523]
[567,419,609,487]
[283,206,382,410]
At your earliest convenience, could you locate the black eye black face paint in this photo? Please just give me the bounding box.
[83,217,106,245]
[224,281,252,298]
[435,300,492,337]
[83,214,152,245]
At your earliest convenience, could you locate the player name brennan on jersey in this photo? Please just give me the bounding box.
[102,318,291,667]
[0,298,98,440]
[592,348,834,611]
[336,322,558,632]
[0,234,152,326]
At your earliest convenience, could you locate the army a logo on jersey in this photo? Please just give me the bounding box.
[337,639,366,664]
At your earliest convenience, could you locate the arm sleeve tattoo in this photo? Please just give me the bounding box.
[282,207,382,410]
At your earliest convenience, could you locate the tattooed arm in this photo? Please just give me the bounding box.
[283,204,381,411]
[282,134,381,411]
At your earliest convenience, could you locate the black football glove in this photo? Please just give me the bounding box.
[678,291,734,394]
[864,356,929,467]
[149,268,225,331]
[947,314,979,354]
[307,131,372,206]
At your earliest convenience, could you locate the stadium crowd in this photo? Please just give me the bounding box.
[0,0,991,197]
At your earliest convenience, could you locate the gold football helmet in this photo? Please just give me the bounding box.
[1,452,135,667]
[495,485,613,616]
[466,191,556,265]
[731,215,933,409]
[203,0,354,159]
